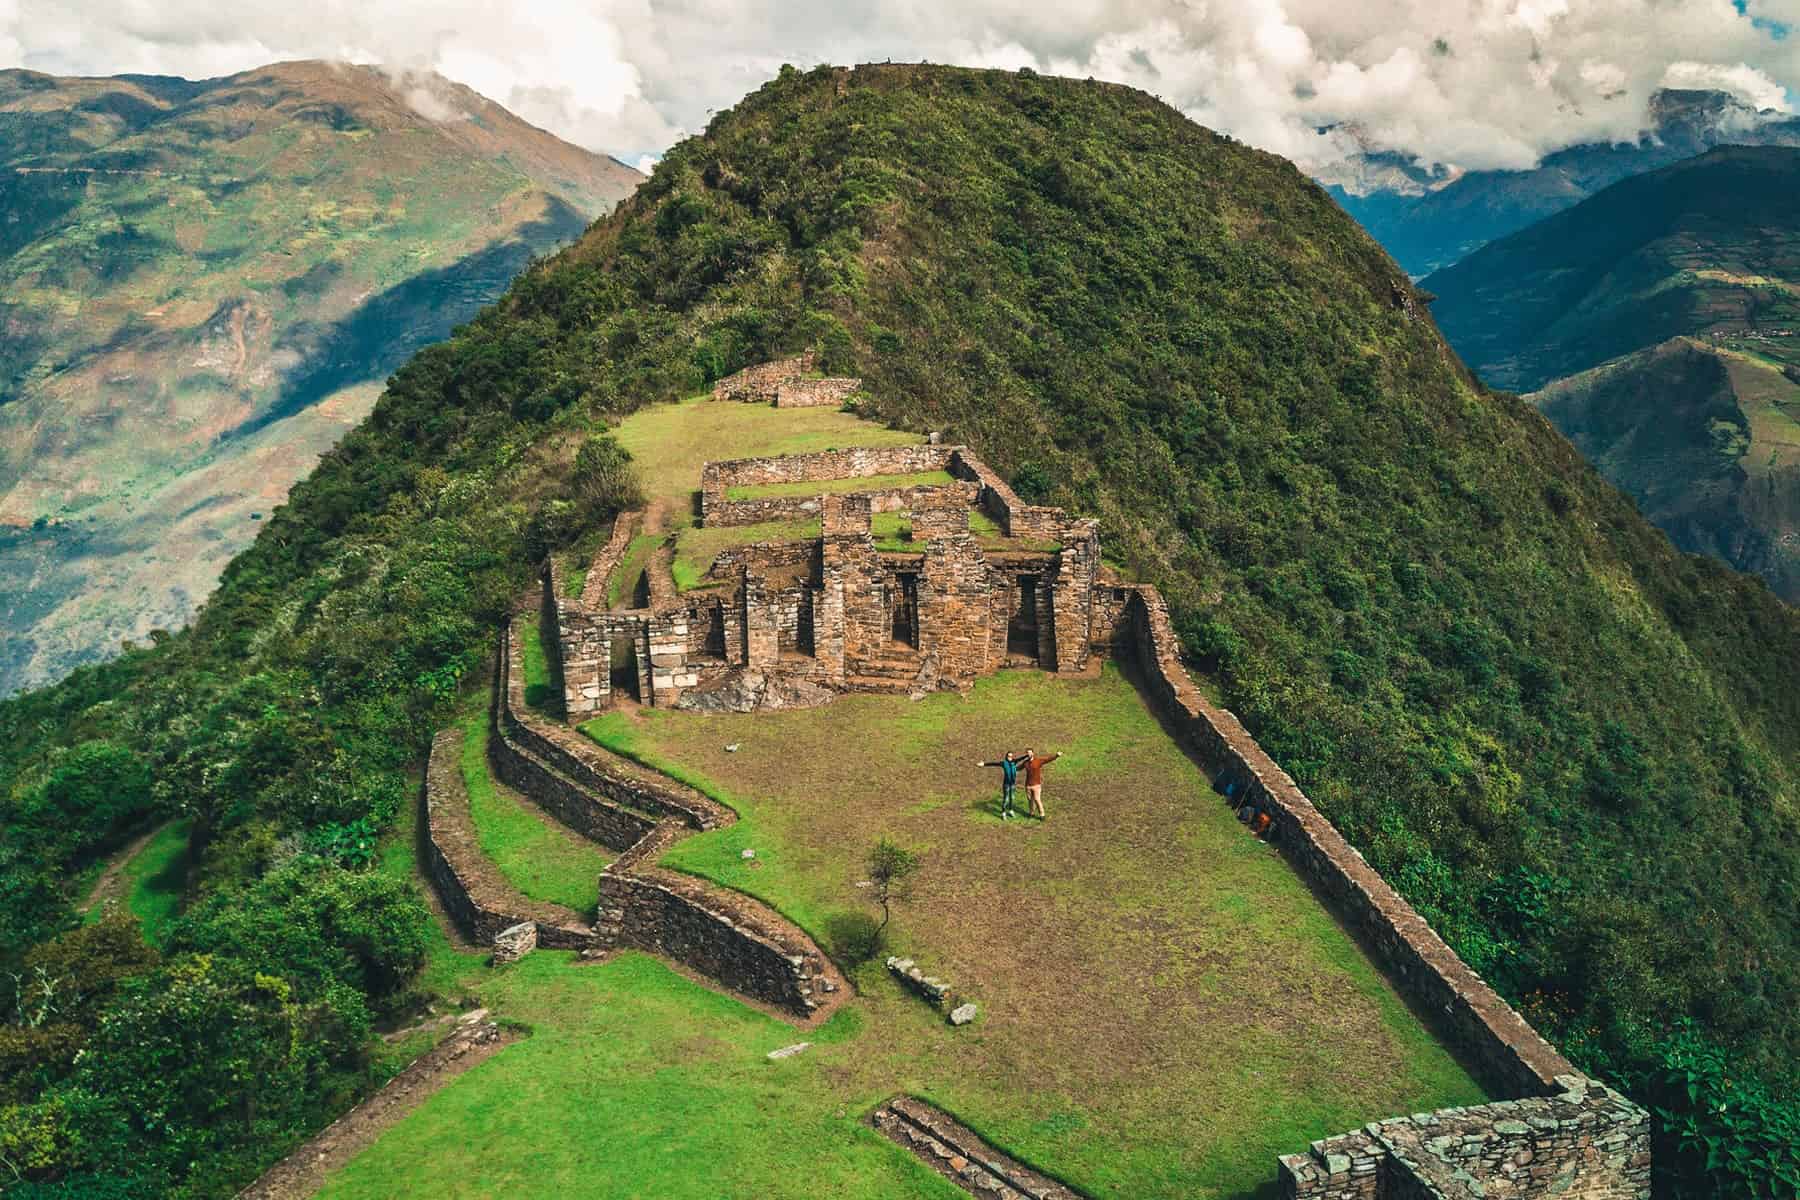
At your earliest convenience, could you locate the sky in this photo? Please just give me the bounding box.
[4,0,1798,180]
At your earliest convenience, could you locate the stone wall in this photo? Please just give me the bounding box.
[945,446,1078,540]
[420,728,595,952]
[595,860,834,1015]
[1280,1076,1650,1200]
[1124,586,1575,1096]
[774,376,861,408]
[580,512,641,610]
[700,444,953,525]
[487,731,657,854]
[498,625,728,831]
[711,352,815,402]
[483,621,838,1017]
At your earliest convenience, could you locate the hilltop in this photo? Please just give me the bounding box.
[0,61,641,695]
[1,64,1796,1197]
[1424,145,1800,600]
[1331,89,1800,276]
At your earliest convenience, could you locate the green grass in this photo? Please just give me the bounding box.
[612,394,923,529]
[606,534,664,609]
[316,953,963,1200]
[457,713,611,916]
[572,666,1487,1196]
[671,519,821,590]
[110,821,192,947]
[517,614,559,714]
[725,469,955,502]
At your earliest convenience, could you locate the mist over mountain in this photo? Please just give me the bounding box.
[0,60,641,695]
[1331,89,1800,276]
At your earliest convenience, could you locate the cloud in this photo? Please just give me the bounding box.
[3,0,1798,178]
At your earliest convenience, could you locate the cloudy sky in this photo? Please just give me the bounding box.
[4,1,1797,178]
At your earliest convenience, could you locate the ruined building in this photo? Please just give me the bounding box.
[547,443,1126,714]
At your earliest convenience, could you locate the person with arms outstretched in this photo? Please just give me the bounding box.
[1018,748,1060,820]
[974,750,1028,819]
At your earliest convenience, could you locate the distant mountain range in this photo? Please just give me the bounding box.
[1424,145,1800,601]
[1330,89,1800,277]
[0,61,642,695]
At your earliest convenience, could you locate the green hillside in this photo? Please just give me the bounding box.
[1532,337,1800,601]
[1423,145,1800,391]
[0,61,642,696]
[1424,146,1800,602]
[1,63,1797,1197]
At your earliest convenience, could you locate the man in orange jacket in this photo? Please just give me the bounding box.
[1017,749,1060,820]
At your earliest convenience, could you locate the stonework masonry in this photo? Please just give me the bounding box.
[522,376,1648,1194]
[775,376,862,408]
[711,352,816,401]
[424,622,847,1020]
[420,727,596,954]
[1280,1076,1649,1200]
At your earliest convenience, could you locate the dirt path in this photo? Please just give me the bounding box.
[76,825,161,917]
[236,1016,521,1200]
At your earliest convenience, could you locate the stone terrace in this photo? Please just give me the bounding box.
[515,372,1651,1197]
[551,442,1104,717]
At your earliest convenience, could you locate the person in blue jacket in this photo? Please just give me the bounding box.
[974,750,1028,820]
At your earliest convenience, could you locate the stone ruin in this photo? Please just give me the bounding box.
[709,351,863,408]
[548,442,1108,716]
[503,364,1651,1197]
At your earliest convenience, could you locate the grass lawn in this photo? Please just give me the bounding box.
[316,953,964,1200]
[725,468,955,502]
[565,666,1488,1196]
[517,614,558,714]
[612,395,923,528]
[606,533,664,608]
[456,712,611,916]
[97,820,191,946]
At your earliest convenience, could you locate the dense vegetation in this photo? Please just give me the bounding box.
[1423,145,1800,391]
[1,64,1795,1196]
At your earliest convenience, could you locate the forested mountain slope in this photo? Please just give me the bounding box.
[1,63,1795,1197]
[0,61,641,695]
[1426,146,1800,602]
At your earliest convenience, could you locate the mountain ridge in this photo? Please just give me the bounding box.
[1330,88,1800,276]
[0,60,643,695]
[0,62,1794,1197]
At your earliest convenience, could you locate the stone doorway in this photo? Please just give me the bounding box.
[1009,575,1040,658]
[891,572,920,649]
[609,634,640,700]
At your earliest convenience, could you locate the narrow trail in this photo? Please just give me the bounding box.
[76,824,162,917]
[235,1016,519,1200]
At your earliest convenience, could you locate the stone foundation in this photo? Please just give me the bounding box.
[775,376,862,408]
[711,352,816,401]
[1280,1076,1650,1200]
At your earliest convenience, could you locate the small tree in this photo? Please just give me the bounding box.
[866,838,921,935]
[571,434,642,517]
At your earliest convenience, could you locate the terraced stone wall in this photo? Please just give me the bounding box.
[595,864,830,1015]
[1280,1076,1649,1200]
[700,444,954,526]
[711,352,815,401]
[1125,586,1575,1098]
[774,376,861,408]
[420,728,594,952]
